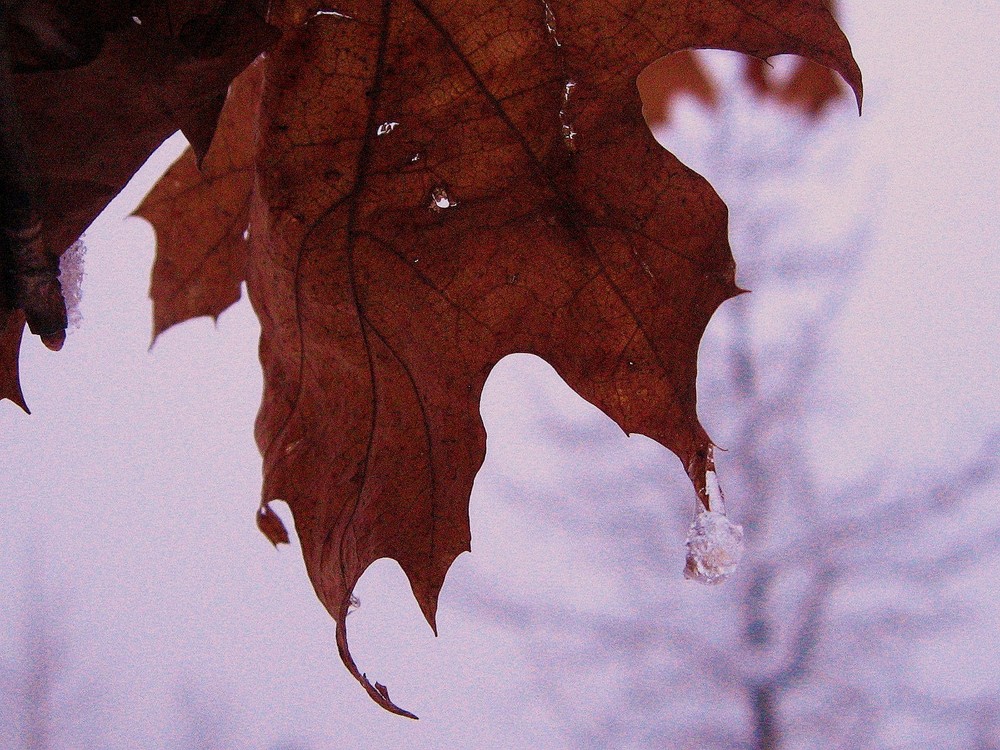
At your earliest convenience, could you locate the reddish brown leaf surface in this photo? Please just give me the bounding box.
[256,500,291,546]
[0,308,27,411]
[185,0,858,716]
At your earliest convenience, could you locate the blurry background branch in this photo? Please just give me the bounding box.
[456,50,1000,750]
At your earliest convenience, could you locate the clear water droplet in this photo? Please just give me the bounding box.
[429,186,456,211]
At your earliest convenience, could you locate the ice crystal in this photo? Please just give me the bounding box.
[59,240,86,330]
[684,510,745,585]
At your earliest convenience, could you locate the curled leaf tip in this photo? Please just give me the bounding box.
[41,330,65,351]
[336,616,418,719]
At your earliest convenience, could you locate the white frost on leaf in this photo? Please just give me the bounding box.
[59,239,86,330]
[312,8,353,19]
[684,510,745,585]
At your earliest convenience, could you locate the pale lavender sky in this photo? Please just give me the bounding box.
[1,2,998,747]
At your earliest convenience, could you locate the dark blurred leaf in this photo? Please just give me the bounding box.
[639,50,719,129]
[0,0,275,369]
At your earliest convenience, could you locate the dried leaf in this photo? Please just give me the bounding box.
[135,62,263,341]
[226,0,860,715]
[256,501,291,547]
[0,308,27,412]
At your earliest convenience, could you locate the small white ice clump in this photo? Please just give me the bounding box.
[59,240,86,330]
[684,511,744,584]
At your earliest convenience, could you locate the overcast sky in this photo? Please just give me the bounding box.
[1,2,998,748]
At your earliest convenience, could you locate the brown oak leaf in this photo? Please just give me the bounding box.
[176,0,857,716]
[4,0,862,719]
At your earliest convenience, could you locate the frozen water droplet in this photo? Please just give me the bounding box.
[706,467,724,511]
[313,8,353,19]
[429,186,456,211]
[684,510,745,585]
[377,121,399,136]
[59,240,85,330]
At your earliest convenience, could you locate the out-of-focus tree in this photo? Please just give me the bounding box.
[0,562,70,750]
[0,568,313,750]
[460,53,1000,750]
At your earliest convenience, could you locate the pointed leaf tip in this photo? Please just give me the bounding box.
[1,311,29,412]
[256,502,290,546]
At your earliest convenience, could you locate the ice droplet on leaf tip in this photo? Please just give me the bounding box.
[684,510,745,585]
